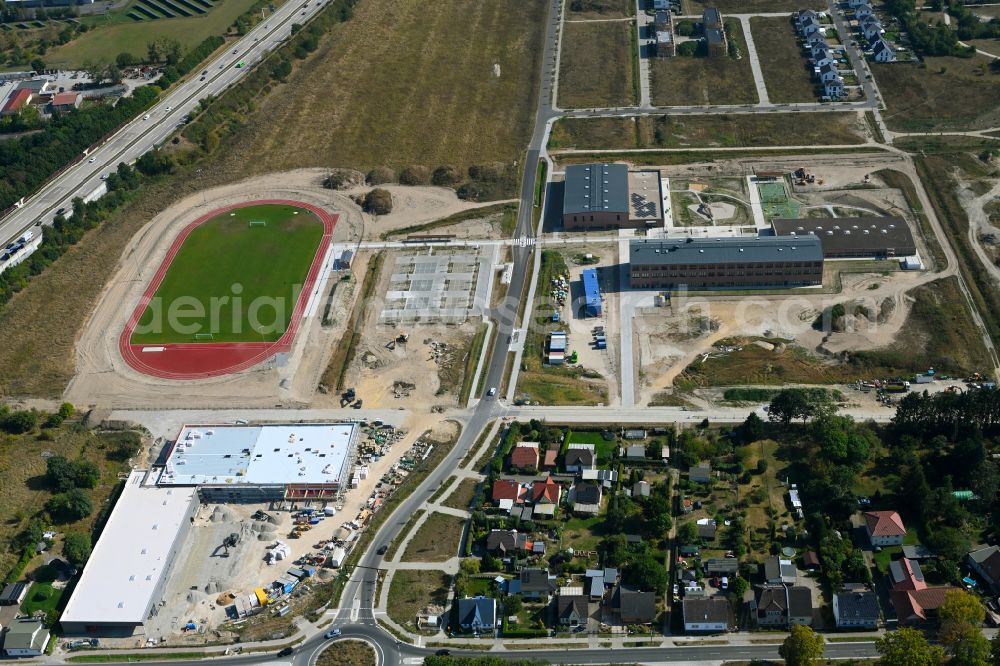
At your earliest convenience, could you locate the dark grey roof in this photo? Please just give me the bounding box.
[683,597,730,624]
[902,544,934,560]
[788,586,813,617]
[835,589,879,621]
[703,7,722,27]
[520,568,557,594]
[486,529,525,553]
[705,27,725,46]
[0,582,28,603]
[563,164,629,216]
[755,585,787,612]
[557,595,589,620]
[889,558,925,585]
[565,448,595,466]
[772,217,914,256]
[457,597,495,627]
[630,235,823,267]
[705,558,738,575]
[576,483,602,505]
[614,586,657,621]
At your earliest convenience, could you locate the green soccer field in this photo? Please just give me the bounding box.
[130,204,324,345]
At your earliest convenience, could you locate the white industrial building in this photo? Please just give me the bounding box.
[60,423,360,635]
[158,423,359,501]
[60,470,198,634]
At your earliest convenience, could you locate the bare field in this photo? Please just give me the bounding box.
[216,0,546,177]
[648,22,758,106]
[400,512,466,562]
[387,570,451,633]
[548,113,867,150]
[559,21,636,108]
[750,16,820,103]
[681,0,824,12]
[566,0,632,19]
[874,56,1000,132]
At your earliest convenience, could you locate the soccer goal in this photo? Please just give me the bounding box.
[194,333,215,340]
[249,220,267,228]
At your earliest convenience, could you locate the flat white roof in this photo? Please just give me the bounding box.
[159,423,358,486]
[61,471,197,627]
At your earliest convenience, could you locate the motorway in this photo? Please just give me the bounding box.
[0,0,332,248]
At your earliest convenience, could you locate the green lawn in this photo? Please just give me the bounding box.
[131,204,323,344]
[43,0,261,68]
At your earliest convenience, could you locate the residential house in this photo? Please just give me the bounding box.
[492,479,522,506]
[652,0,668,8]
[751,585,789,627]
[788,586,814,625]
[817,62,841,83]
[854,3,874,19]
[833,588,879,630]
[888,558,925,591]
[555,594,589,626]
[572,482,603,516]
[613,586,657,624]
[517,567,557,600]
[485,529,528,555]
[967,545,1000,594]
[531,476,561,516]
[902,544,934,560]
[690,462,712,483]
[871,38,896,62]
[581,468,618,487]
[705,558,739,577]
[812,50,836,68]
[891,587,956,626]
[542,449,559,471]
[847,0,868,7]
[696,519,717,540]
[679,544,700,558]
[457,597,497,634]
[625,444,646,460]
[864,510,906,547]
[764,556,797,585]
[796,10,823,35]
[654,10,670,30]
[624,429,647,440]
[2,620,50,657]
[705,26,728,57]
[632,480,651,498]
[683,597,732,633]
[805,31,828,49]
[0,582,29,606]
[703,6,723,30]
[511,443,540,472]
[860,16,884,41]
[824,78,846,99]
[565,444,596,473]
[50,91,81,112]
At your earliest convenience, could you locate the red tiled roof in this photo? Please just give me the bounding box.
[492,479,520,502]
[891,587,954,623]
[511,444,539,468]
[865,510,906,537]
[893,558,927,592]
[532,476,560,504]
[51,91,79,106]
[543,449,558,468]
[2,89,31,113]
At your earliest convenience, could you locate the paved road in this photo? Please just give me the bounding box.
[0,0,332,248]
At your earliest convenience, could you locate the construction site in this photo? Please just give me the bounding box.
[58,420,468,645]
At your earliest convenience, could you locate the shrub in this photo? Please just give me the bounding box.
[365,166,396,185]
[46,489,94,523]
[399,165,430,185]
[362,188,393,215]
[62,532,92,566]
[432,165,462,186]
[2,410,38,434]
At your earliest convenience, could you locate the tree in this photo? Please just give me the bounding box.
[769,389,819,425]
[778,624,824,666]
[739,411,765,444]
[62,532,92,566]
[625,554,668,593]
[939,589,986,650]
[989,633,1000,665]
[46,457,100,491]
[676,521,698,544]
[31,58,46,73]
[504,594,523,616]
[875,627,945,666]
[362,188,393,215]
[950,630,991,666]
[46,489,94,523]
[2,409,38,434]
[116,52,138,67]
[730,574,748,599]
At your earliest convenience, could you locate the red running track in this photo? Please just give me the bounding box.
[118,200,337,380]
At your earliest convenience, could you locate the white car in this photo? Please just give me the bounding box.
[100,174,108,180]
[88,156,96,163]
[487,387,497,397]
[323,629,341,639]
[165,106,172,111]
[143,114,150,120]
